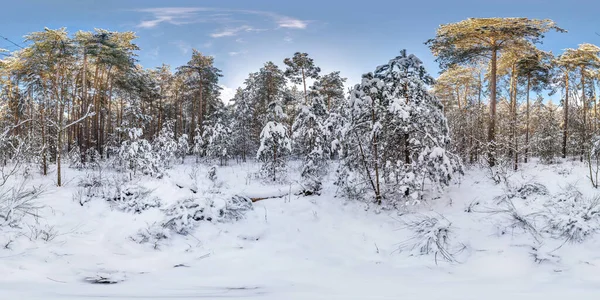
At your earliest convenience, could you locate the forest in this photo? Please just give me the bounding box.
[2,17,600,298]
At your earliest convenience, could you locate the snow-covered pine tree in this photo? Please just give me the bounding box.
[337,50,462,207]
[310,71,347,111]
[192,127,203,163]
[536,102,560,164]
[153,121,178,168]
[118,127,160,177]
[257,101,291,182]
[292,95,330,195]
[230,88,254,162]
[203,108,233,166]
[175,134,189,164]
[283,52,321,104]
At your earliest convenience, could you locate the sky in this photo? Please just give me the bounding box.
[2,0,600,102]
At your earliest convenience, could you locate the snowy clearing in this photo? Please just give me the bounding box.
[1,160,600,299]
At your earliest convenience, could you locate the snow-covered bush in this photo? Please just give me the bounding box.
[75,170,159,213]
[492,199,542,242]
[544,190,600,243]
[134,195,253,246]
[107,183,160,214]
[493,181,549,203]
[68,146,84,170]
[0,181,44,228]
[530,245,561,264]
[516,182,549,199]
[399,214,462,263]
[118,128,161,177]
[483,154,512,185]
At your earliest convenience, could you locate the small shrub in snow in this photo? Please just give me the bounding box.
[399,214,461,263]
[208,165,217,182]
[544,192,600,243]
[530,245,561,264]
[481,197,542,242]
[162,197,217,235]
[26,222,58,242]
[108,183,160,214]
[206,165,223,192]
[0,182,44,228]
[516,182,549,199]
[131,223,171,248]
[219,195,253,221]
[75,171,159,213]
[134,195,253,246]
[483,156,511,185]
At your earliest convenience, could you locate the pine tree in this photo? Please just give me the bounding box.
[557,44,600,160]
[337,50,461,207]
[292,96,330,195]
[257,102,291,182]
[310,71,347,111]
[203,107,232,166]
[175,134,189,164]
[284,52,321,104]
[536,102,560,164]
[427,18,564,166]
[153,121,178,168]
[230,88,254,162]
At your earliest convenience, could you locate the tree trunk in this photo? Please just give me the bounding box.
[371,96,382,204]
[488,46,498,167]
[302,68,307,104]
[525,75,530,163]
[563,72,569,159]
[581,67,586,163]
[81,50,87,154]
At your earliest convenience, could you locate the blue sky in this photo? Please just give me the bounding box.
[2,0,599,101]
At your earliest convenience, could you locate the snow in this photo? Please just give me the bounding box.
[2,159,600,299]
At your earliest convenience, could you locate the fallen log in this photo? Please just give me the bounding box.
[248,194,289,202]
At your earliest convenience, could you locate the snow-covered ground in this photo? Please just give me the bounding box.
[2,159,600,299]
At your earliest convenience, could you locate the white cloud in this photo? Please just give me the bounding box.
[134,7,309,31]
[219,85,236,104]
[135,7,210,28]
[275,16,308,29]
[171,40,191,54]
[147,47,160,59]
[284,35,293,43]
[228,50,247,56]
[211,25,252,38]
[210,25,266,38]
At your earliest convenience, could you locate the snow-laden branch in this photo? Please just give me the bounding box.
[0,119,32,140]
[62,105,95,132]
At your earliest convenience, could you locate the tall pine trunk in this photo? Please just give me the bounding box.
[525,75,531,163]
[488,45,498,167]
[563,72,569,159]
